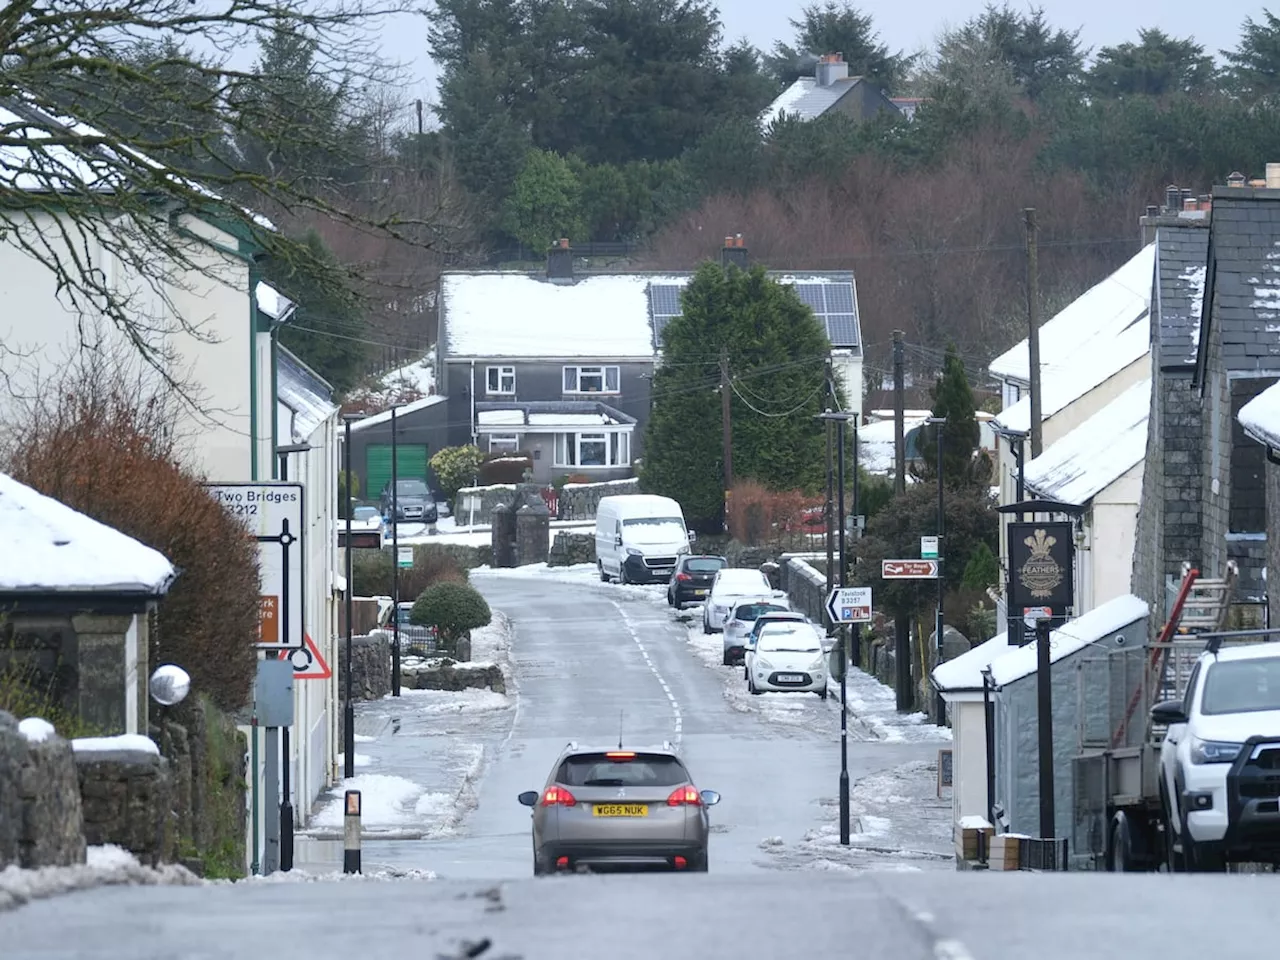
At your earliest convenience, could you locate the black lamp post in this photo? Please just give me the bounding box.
[342,415,359,779]
[390,403,401,697]
[274,442,310,873]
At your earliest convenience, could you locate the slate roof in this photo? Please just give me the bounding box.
[277,346,336,444]
[1153,218,1210,369]
[761,76,870,125]
[1197,187,1280,378]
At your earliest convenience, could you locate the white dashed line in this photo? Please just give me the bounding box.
[613,601,683,748]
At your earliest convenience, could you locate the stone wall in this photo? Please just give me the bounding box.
[401,659,505,693]
[339,634,392,700]
[19,732,86,868]
[76,745,172,867]
[558,478,640,519]
[548,531,596,566]
[515,501,551,566]
[453,483,518,521]
[779,555,827,625]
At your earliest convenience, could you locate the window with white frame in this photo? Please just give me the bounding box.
[486,366,516,395]
[488,434,520,453]
[554,431,630,467]
[563,365,620,394]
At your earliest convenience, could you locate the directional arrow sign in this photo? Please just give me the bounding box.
[826,586,873,624]
[882,559,940,579]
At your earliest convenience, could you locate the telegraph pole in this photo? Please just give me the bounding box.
[1025,208,1043,459]
[824,360,835,633]
[720,348,733,527]
[342,415,357,780]
[836,414,850,844]
[927,416,947,726]
[892,331,911,710]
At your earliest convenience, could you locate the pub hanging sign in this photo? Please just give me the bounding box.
[1007,521,1074,611]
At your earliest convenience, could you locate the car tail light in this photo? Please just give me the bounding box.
[605,751,635,760]
[673,856,688,869]
[556,856,570,869]
[676,572,692,581]
[667,785,702,806]
[541,786,576,806]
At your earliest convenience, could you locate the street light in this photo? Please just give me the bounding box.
[342,414,360,780]
[817,409,855,846]
[926,415,946,727]
[274,442,311,873]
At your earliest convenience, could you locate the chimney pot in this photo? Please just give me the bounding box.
[1145,204,1159,218]
[720,235,750,270]
[1228,171,1247,187]
[1183,197,1199,211]
[1267,163,1280,189]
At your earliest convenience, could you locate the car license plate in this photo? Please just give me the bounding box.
[778,674,804,682]
[655,568,672,576]
[694,589,708,595]
[592,804,648,817]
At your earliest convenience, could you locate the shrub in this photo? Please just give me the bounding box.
[726,481,819,547]
[409,581,492,645]
[962,541,1000,591]
[352,546,468,597]
[2,360,260,711]
[430,444,484,499]
[478,453,533,485]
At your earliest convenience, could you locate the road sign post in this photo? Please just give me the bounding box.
[826,587,873,624]
[881,559,940,579]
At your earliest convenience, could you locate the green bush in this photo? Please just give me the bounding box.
[430,444,484,499]
[410,581,492,644]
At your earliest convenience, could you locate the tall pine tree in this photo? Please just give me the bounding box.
[642,263,833,531]
[914,344,988,487]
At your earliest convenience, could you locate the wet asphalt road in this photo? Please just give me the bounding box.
[337,572,950,879]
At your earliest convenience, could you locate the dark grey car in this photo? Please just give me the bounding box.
[517,742,721,875]
[380,478,437,524]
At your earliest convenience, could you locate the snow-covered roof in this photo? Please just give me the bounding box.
[1022,378,1150,505]
[933,632,1015,693]
[989,244,1154,385]
[988,594,1149,687]
[994,318,1149,434]
[1239,380,1280,449]
[442,273,686,359]
[255,281,296,323]
[858,417,928,474]
[528,413,611,426]
[0,101,276,231]
[277,347,336,443]
[348,395,447,432]
[760,77,866,126]
[477,410,526,426]
[0,472,176,595]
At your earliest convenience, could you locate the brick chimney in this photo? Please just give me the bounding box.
[546,238,573,281]
[815,53,849,87]
[721,234,749,270]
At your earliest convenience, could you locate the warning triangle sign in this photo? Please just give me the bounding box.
[277,633,332,680]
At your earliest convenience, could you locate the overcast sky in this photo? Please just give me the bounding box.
[375,1,1273,123]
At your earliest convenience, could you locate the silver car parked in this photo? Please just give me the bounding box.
[517,742,721,875]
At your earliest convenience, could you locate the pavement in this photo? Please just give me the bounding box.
[293,563,955,879]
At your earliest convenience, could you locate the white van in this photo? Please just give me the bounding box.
[595,494,693,585]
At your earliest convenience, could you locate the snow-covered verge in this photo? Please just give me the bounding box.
[834,668,952,744]
[233,865,437,883]
[0,845,200,912]
[759,760,954,873]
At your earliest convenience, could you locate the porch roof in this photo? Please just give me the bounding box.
[0,472,176,596]
[1022,378,1150,506]
[475,400,636,432]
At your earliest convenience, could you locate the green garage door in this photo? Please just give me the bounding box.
[366,443,429,498]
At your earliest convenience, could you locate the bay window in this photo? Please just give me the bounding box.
[563,365,620,394]
[554,430,631,467]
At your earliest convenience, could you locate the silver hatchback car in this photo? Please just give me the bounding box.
[517,742,722,875]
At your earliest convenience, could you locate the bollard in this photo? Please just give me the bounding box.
[343,789,362,874]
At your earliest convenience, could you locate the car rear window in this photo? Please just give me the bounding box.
[736,603,787,621]
[685,558,725,573]
[556,753,690,787]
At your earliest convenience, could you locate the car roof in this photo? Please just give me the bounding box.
[716,568,768,582]
[757,611,805,621]
[683,554,726,562]
[730,595,784,608]
[1203,643,1280,664]
[559,741,680,758]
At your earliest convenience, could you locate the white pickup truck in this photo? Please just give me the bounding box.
[1156,642,1280,871]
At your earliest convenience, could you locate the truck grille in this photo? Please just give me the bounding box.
[644,556,677,568]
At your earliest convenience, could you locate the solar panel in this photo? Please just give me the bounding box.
[793,283,826,311]
[653,315,673,342]
[824,283,855,313]
[825,314,860,347]
[648,284,683,318]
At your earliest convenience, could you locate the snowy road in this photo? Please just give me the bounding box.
[300,565,953,879]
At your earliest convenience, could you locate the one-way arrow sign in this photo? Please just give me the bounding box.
[827,586,873,624]
[882,559,940,579]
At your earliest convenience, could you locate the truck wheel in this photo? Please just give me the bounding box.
[599,562,609,583]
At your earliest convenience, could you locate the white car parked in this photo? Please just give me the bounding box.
[1157,642,1280,870]
[745,621,828,699]
[702,568,777,634]
[721,597,790,665]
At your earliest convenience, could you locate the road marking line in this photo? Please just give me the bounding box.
[614,602,683,747]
